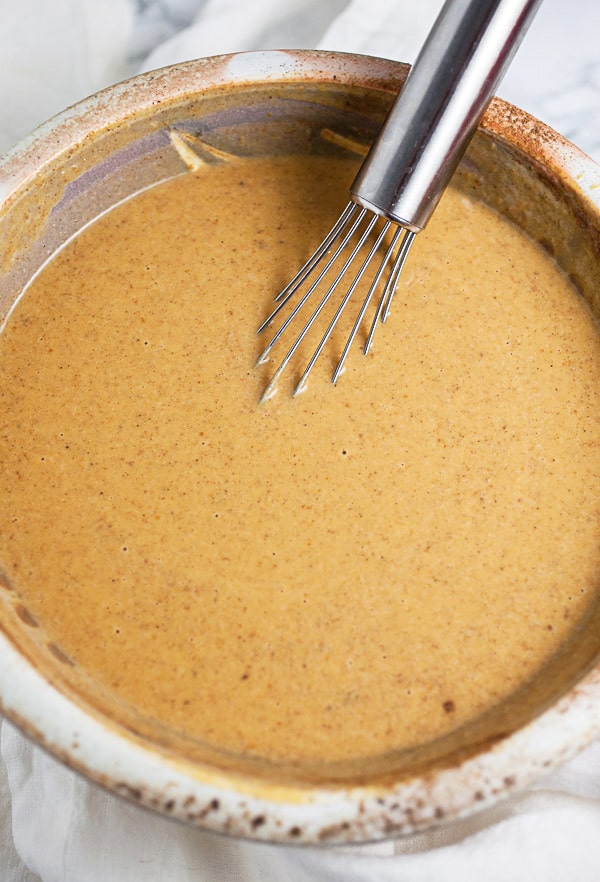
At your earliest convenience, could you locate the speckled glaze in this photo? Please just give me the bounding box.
[1,50,600,845]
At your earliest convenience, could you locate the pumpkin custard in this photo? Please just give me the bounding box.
[1,154,600,769]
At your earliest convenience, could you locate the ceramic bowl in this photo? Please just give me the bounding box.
[1,50,600,845]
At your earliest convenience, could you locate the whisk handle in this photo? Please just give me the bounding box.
[351,0,543,232]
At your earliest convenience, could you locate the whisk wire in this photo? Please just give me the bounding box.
[381,231,416,324]
[256,202,366,362]
[256,201,361,338]
[294,219,396,397]
[363,228,416,357]
[273,201,357,305]
[330,224,410,387]
[259,207,380,402]
[258,198,418,399]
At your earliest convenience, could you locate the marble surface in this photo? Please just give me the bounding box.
[1,2,600,880]
[493,0,600,164]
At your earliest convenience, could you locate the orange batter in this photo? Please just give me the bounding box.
[1,154,599,765]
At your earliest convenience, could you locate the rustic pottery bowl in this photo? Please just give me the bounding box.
[1,50,600,845]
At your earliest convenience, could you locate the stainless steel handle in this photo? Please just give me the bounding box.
[351,0,544,231]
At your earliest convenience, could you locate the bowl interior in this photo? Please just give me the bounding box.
[1,51,600,804]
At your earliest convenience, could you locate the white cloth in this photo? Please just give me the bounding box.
[2,1,600,880]
[4,720,600,882]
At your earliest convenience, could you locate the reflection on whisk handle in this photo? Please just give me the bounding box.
[351,0,543,232]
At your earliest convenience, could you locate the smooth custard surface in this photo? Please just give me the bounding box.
[1,154,600,765]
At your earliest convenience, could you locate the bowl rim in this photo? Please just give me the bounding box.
[1,48,600,845]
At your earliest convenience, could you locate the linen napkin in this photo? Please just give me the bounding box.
[2,1,600,880]
[4,720,600,882]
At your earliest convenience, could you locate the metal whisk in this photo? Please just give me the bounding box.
[258,0,543,401]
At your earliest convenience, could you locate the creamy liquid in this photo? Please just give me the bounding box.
[1,154,600,765]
